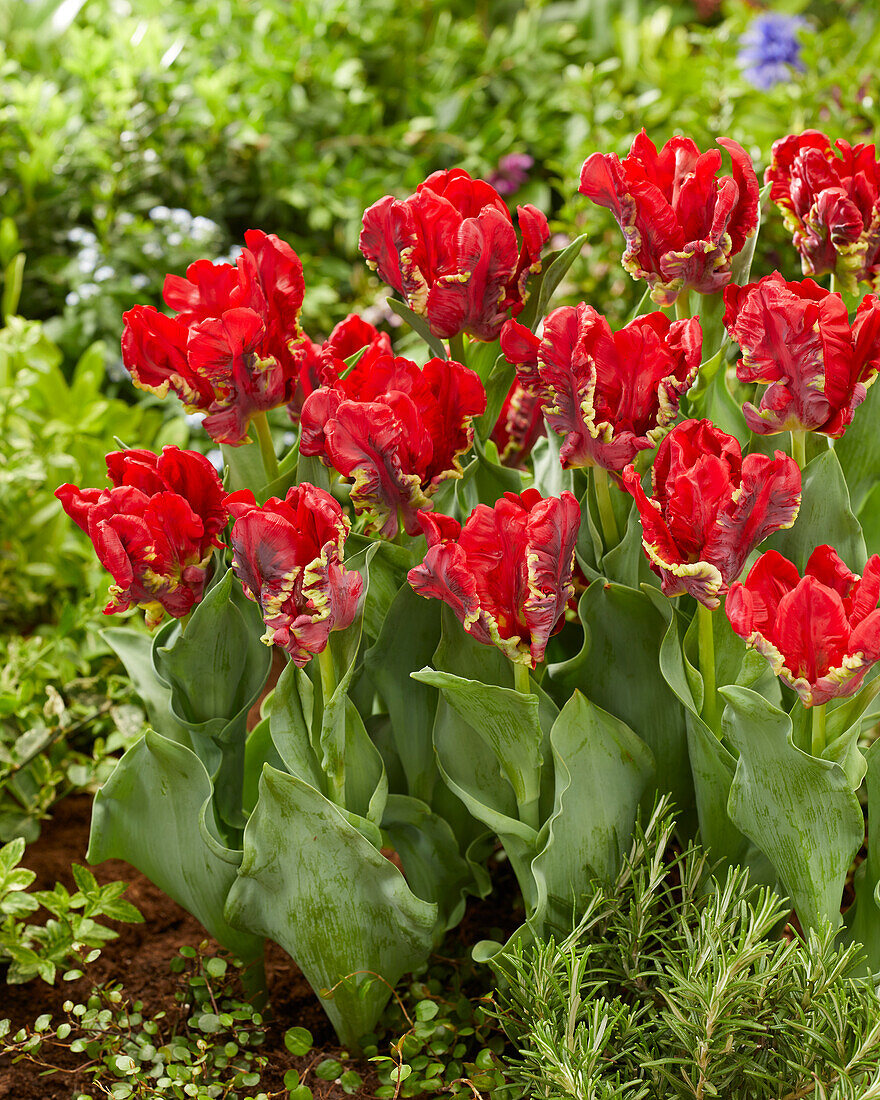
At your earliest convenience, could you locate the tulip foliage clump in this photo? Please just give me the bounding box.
[59,133,880,1047]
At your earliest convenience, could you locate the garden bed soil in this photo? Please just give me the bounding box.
[0,794,377,1098]
[1,794,523,1099]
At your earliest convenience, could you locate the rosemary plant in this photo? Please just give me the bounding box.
[494,801,880,1100]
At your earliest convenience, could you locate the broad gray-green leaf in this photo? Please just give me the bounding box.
[155,569,270,727]
[269,662,325,791]
[475,354,514,441]
[431,696,539,913]
[365,586,441,802]
[381,793,486,930]
[722,685,864,930]
[101,626,192,748]
[516,233,588,331]
[88,731,262,962]
[413,668,542,819]
[345,535,413,641]
[221,440,266,494]
[550,583,692,819]
[835,370,880,513]
[654,598,775,880]
[766,449,866,574]
[224,766,437,1048]
[842,739,880,969]
[456,433,523,513]
[531,692,653,932]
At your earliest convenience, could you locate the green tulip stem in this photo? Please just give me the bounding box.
[593,466,620,547]
[791,430,807,471]
[449,332,467,365]
[178,611,192,635]
[811,703,827,758]
[318,645,336,705]
[253,412,280,484]
[830,272,840,297]
[513,661,532,696]
[674,289,692,320]
[511,661,540,829]
[697,602,719,735]
[318,646,346,803]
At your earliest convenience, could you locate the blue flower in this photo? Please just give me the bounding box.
[739,13,807,91]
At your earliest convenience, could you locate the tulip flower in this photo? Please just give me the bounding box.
[622,419,802,609]
[224,484,363,667]
[765,131,880,293]
[407,488,580,668]
[299,353,486,538]
[500,305,702,471]
[490,378,546,468]
[723,273,880,438]
[56,446,227,628]
[122,230,305,445]
[579,131,759,305]
[727,546,880,707]
[359,168,550,341]
[287,314,392,424]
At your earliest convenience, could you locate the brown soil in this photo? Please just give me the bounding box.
[0,794,378,1099]
[0,794,522,1100]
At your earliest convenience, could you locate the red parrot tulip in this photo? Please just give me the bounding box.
[122,230,305,445]
[579,131,759,305]
[727,546,880,706]
[407,488,580,667]
[224,484,363,667]
[622,419,802,608]
[501,305,702,471]
[765,131,880,293]
[359,168,549,341]
[723,273,880,438]
[56,446,227,628]
[287,313,393,424]
[299,353,485,538]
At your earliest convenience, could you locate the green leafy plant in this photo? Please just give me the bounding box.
[0,943,274,1098]
[0,837,142,984]
[494,800,880,1100]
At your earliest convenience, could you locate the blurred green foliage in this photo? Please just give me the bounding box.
[2,0,879,358]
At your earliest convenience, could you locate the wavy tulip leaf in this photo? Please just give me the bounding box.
[101,626,192,748]
[412,668,543,817]
[654,601,772,879]
[269,661,326,791]
[155,569,270,728]
[269,632,387,833]
[293,452,332,492]
[88,730,263,962]
[381,793,488,930]
[531,692,654,932]
[766,449,866,574]
[456,433,523,514]
[722,685,864,930]
[475,354,515,441]
[550,583,692,821]
[364,586,442,803]
[431,696,539,912]
[344,535,412,641]
[224,766,437,1049]
[154,569,271,832]
[842,739,880,969]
